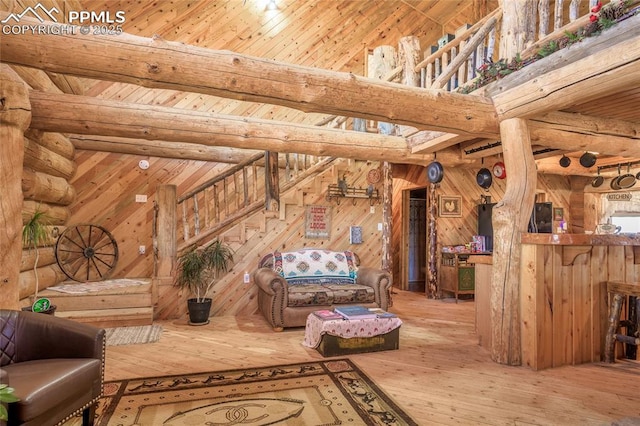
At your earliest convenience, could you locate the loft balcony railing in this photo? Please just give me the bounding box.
[417,0,602,93]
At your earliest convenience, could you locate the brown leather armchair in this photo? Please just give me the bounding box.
[0,310,105,426]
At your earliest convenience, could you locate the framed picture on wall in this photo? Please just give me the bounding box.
[553,208,564,221]
[438,195,462,217]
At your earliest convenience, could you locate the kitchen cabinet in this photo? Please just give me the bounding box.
[439,253,475,302]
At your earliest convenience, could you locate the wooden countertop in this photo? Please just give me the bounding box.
[468,254,493,264]
[521,233,640,246]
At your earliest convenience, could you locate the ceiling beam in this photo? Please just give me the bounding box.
[0,13,497,137]
[69,135,263,164]
[28,90,437,165]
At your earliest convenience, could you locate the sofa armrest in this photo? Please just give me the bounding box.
[253,268,288,295]
[253,268,288,330]
[15,311,105,363]
[356,267,392,310]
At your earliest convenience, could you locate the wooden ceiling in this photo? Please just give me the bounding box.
[2,0,638,176]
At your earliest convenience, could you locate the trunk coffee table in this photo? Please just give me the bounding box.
[303,312,402,357]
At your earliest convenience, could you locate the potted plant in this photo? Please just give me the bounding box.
[174,239,234,325]
[22,209,55,314]
[0,384,19,421]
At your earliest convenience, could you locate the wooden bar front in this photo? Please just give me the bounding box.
[520,234,640,370]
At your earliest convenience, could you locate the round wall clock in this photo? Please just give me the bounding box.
[367,168,381,184]
[492,161,506,179]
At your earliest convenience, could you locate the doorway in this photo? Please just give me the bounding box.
[406,188,427,293]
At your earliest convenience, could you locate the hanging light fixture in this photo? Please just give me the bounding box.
[265,0,278,11]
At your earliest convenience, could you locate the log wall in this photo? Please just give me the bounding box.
[19,131,76,302]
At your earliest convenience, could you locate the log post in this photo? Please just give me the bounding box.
[490,118,537,365]
[153,185,177,319]
[427,183,438,299]
[398,36,421,87]
[265,151,280,211]
[0,70,31,309]
[382,161,393,276]
[499,0,537,59]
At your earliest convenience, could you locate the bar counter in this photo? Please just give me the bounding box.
[519,233,640,370]
[521,233,640,246]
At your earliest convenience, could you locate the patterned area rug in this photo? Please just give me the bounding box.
[105,325,162,346]
[95,359,417,425]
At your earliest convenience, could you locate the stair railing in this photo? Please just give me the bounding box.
[175,151,332,253]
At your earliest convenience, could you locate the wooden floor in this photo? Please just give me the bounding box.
[101,290,640,425]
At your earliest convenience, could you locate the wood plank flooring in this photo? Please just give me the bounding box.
[98,290,640,425]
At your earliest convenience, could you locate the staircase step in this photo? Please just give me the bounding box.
[37,279,154,328]
[56,307,154,328]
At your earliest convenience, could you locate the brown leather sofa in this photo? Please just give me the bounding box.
[253,249,392,330]
[0,310,105,426]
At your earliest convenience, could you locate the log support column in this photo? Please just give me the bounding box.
[0,70,31,309]
[153,184,177,319]
[490,117,537,365]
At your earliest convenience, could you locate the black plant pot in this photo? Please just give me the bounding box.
[187,298,212,325]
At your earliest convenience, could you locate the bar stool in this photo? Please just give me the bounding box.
[604,281,640,363]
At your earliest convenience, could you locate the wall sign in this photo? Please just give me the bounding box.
[606,193,632,201]
[305,205,331,239]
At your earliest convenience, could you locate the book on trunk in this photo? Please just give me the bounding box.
[334,305,378,320]
[313,309,344,320]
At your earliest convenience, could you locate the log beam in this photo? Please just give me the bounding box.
[70,135,263,164]
[0,13,497,136]
[28,91,437,165]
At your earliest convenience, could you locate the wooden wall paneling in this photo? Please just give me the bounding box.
[590,245,608,363]
[572,250,591,365]
[551,246,568,368]
[519,243,537,369]
[538,245,553,370]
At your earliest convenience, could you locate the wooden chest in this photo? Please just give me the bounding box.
[316,327,400,357]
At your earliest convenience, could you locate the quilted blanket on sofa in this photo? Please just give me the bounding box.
[272,249,358,285]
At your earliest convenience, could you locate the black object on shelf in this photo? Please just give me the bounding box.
[477,202,553,252]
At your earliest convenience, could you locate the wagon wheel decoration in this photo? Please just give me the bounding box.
[55,224,119,282]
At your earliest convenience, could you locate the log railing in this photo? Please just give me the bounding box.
[175,151,329,252]
[416,0,599,93]
[416,7,502,91]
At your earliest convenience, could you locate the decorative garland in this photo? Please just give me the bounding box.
[458,0,637,94]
